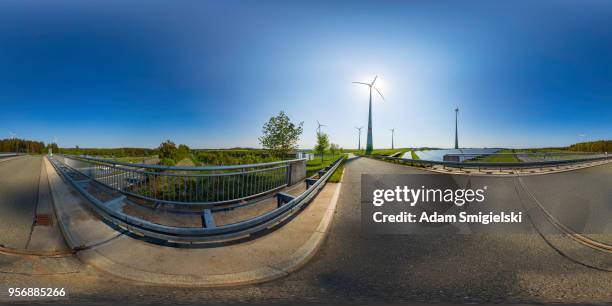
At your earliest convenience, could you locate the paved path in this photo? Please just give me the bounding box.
[1,157,611,304]
[0,156,42,249]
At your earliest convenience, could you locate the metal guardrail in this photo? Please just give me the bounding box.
[53,154,306,206]
[48,155,344,243]
[445,152,604,156]
[442,152,606,161]
[373,154,612,169]
[0,153,21,158]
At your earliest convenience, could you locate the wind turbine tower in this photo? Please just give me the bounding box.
[389,128,395,150]
[454,107,459,149]
[353,76,384,155]
[355,126,363,150]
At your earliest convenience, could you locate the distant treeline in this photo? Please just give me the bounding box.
[194,150,280,166]
[568,140,611,153]
[0,138,46,153]
[59,147,157,157]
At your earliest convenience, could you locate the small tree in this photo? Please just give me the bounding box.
[177,144,190,161]
[329,143,339,157]
[46,143,59,155]
[259,111,304,158]
[314,132,329,162]
[158,140,177,161]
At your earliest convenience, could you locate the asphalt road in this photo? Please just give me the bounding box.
[520,163,612,236]
[0,156,42,249]
[1,157,611,305]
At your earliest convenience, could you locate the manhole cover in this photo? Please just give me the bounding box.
[35,214,52,226]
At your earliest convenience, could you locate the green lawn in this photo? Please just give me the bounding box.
[469,154,521,163]
[306,154,346,179]
[328,159,346,183]
[114,156,158,163]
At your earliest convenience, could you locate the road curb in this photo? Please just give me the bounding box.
[270,181,342,275]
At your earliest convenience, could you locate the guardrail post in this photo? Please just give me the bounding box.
[305,178,317,188]
[202,209,215,229]
[276,192,295,208]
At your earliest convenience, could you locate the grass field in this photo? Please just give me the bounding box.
[175,157,196,166]
[328,159,345,183]
[468,149,520,163]
[473,154,521,163]
[114,156,158,163]
[306,154,346,178]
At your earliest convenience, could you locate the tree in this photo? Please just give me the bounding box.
[314,132,329,162]
[0,138,45,154]
[178,144,190,153]
[329,143,340,157]
[158,140,177,161]
[46,143,59,155]
[177,144,191,161]
[568,140,611,153]
[259,111,304,158]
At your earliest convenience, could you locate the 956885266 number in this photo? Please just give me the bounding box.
[8,287,66,298]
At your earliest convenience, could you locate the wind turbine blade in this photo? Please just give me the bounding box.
[371,75,378,86]
[352,82,370,86]
[373,86,385,100]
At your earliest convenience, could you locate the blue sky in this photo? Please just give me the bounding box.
[0,0,610,149]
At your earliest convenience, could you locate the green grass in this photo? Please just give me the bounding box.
[306,154,346,179]
[410,151,420,160]
[501,148,573,154]
[469,154,521,163]
[328,155,348,183]
[175,157,196,166]
[306,157,335,177]
[114,156,157,163]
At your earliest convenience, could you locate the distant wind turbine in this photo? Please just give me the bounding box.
[389,128,395,150]
[454,107,459,149]
[355,126,363,150]
[353,76,384,155]
[316,120,326,134]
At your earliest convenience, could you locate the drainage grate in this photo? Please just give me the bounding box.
[35,214,52,226]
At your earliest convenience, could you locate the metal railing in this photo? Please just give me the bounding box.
[373,153,612,170]
[0,153,21,159]
[53,155,306,207]
[48,155,344,243]
[442,152,607,163]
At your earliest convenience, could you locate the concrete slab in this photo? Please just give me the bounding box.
[44,157,123,250]
[69,180,342,286]
[46,153,342,286]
